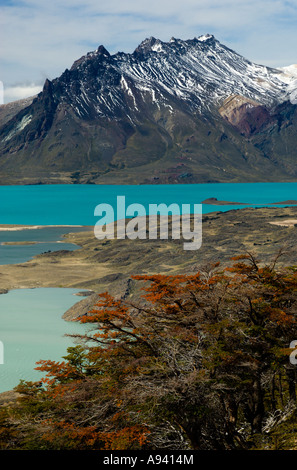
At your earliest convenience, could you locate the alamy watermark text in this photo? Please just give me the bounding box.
[94,196,202,251]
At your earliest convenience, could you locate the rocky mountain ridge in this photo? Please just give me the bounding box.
[0,35,297,184]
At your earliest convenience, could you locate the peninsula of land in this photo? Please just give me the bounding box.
[0,206,297,320]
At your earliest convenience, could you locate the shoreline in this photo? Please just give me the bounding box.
[1,206,297,318]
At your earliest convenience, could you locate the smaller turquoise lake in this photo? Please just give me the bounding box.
[0,226,87,265]
[0,288,89,393]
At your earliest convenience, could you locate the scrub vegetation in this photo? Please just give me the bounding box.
[1,253,297,450]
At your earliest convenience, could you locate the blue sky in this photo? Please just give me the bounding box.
[1,0,297,103]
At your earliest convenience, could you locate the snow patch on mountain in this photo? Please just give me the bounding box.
[277,65,297,104]
[3,114,32,142]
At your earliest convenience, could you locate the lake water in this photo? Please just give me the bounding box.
[0,288,89,393]
[0,226,87,265]
[0,182,297,225]
[0,182,297,393]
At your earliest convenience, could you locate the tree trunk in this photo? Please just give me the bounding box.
[286,367,297,402]
[251,378,265,434]
[245,378,265,434]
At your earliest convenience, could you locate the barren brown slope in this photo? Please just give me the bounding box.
[1,206,297,320]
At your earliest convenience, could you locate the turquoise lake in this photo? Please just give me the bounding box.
[0,288,89,393]
[0,182,297,225]
[0,182,297,393]
[0,226,86,265]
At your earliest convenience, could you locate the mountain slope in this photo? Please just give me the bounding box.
[0,35,297,185]
[0,96,35,129]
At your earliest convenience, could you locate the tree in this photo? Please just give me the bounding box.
[1,253,297,450]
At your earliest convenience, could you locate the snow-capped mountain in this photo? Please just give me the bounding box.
[0,35,297,185]
[43,34,296,120]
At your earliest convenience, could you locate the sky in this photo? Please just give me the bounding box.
[1,0,297,103]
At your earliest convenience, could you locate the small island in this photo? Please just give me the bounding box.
[202,197,297,206]
[201,197,248,205]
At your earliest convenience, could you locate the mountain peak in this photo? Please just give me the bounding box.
[134,34,217,55]
[134,36,164,54]
[96,45,110,57]
[42,78,53,94]
[196,33,215,42]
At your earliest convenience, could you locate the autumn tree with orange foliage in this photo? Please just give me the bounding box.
[1,252,297,450]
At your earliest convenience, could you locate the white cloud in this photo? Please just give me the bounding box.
[4,84,42,104]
